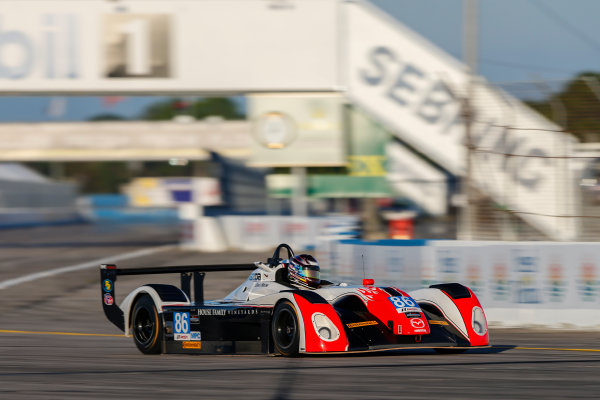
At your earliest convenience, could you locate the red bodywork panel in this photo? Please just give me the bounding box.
[446,287,489,346]
[293,294,349,352]
[356,286,430,336]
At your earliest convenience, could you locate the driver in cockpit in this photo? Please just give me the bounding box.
[285,254,321,289]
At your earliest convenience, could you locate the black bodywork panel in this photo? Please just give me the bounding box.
[429,283,472,299]
[161,305,273,354]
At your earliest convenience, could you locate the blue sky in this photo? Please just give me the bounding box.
[0,0,597,122]
[372,0,600,83]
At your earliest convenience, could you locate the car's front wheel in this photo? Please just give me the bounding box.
[131,294,163,354]
[272,300,300,356]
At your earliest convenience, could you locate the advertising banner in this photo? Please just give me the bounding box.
[0,0,339,93]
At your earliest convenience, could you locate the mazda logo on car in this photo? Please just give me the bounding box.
[410,319,425,329]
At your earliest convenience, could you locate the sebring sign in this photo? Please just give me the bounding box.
[346,2,576,240]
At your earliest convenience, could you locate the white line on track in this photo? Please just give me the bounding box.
[0,245,174,290]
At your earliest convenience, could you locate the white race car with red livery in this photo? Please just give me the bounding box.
[100,243,489,355]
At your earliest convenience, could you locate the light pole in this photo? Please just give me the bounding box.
[459,0,478,240]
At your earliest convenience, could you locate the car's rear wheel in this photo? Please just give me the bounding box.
[132,294,163,354]
[272,300,300,356]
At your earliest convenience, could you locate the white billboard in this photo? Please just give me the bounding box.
[0,0,340,93]
[346,1,578,240]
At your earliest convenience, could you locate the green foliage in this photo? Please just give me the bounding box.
[87,113,126,121]
[27,161,208,194]
[65,162,132,193]
[526,72,600,142]
[139,97,244,121]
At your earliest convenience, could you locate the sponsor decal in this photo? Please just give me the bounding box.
[357,287,380,302]
[410,318,425,329]
[103,293,114,306]
[388,296,420,313]
[102,279,113,292]
[428,320,449,326]
[195,308,262,316]
[396,325,402,335]
[182,341,202,349]
[400,307,421,313]
[248,273,262,281]
[190,331,201,340]
[404,312,422,319]
[174,333,190,341]
[346,320,378,329]
[197,309,227,316]
[413,328,427,333]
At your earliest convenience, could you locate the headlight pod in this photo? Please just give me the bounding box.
[312,312,340,342]
[471,306,487,336]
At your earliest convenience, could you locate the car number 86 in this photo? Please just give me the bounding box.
[174,312,190,334]
[389,296,417,309]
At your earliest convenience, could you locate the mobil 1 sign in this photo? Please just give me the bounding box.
[346,2,577,240]
[0,0,339,93]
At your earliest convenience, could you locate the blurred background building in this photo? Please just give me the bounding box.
[0,0,599,245]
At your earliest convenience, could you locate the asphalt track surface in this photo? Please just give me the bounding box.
[1,224,600,399]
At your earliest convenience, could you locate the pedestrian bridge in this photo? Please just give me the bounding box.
[0,118,251,161]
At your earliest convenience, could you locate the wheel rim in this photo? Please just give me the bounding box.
[275,308,296,349]
[134,307,154,345]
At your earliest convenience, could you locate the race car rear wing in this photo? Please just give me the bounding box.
[100,263,257,332]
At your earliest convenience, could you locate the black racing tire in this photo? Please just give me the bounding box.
[434,348,467,354]
[131,294,163,355]
[272,300,300,356]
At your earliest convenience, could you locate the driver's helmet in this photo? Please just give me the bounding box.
[287,254,321,289]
